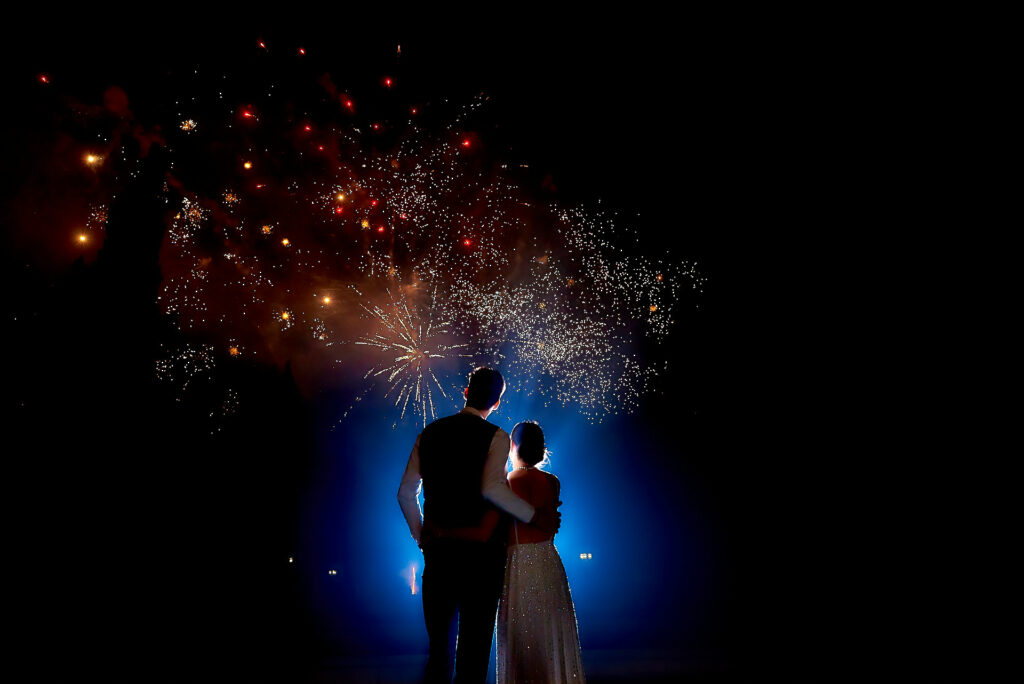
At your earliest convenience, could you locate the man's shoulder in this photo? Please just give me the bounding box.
[422,412,474,433]
[422,411,503,438]
[428,411,467,425]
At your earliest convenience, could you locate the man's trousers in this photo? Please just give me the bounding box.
[421,540,507,684]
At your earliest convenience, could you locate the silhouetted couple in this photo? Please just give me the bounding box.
[398,366,585,683]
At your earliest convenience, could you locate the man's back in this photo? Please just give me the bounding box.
[419,411,501,531]
[413,409,511,683]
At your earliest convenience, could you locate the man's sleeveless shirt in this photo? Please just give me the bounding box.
[419,412,501,530]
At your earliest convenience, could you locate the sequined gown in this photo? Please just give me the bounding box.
[497,522,586,683]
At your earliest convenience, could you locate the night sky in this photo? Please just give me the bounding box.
[1,12,877,683]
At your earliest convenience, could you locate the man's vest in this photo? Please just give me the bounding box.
[419,411,502,536]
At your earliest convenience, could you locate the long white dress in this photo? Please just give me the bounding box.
[497,519,586,683]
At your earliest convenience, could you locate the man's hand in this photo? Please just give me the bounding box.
[418,520,442,550]
[530,500,563,536]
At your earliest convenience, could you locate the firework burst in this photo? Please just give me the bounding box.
[30,37,705,426]
[346,284,473,427]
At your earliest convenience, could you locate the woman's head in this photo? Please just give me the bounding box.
[510,420,549,468]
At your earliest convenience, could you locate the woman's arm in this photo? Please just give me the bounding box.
[547,474,561,537]
[549,473,560,502]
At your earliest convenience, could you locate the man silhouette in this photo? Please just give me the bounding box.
[397,366,561,684]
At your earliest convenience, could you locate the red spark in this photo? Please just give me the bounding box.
[411,107,418,115]
[334,207,344,215]
[39,74,49,84]
[258,40,266,49]
[400,213,407,220]
[384,77,393,87]
[376,226,385,233]
[462,239,472,247]
[372,123,381,131]
[318,145,325,151]
[345,99,354,110]
[371,200,378,207]
[304,124,311,132]
[461,138,471,148]
[298,47,306,56]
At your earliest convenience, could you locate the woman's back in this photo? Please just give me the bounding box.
[507,468,559,545]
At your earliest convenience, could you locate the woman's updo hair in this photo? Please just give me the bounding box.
[510,420,549,468]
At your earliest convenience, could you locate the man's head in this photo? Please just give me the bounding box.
[463,366,506,414]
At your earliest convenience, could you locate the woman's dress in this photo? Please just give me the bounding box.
[497,512,586,682]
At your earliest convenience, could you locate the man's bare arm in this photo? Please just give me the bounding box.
[397,434,424,543]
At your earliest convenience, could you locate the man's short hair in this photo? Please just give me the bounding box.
[466,366,506,410]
